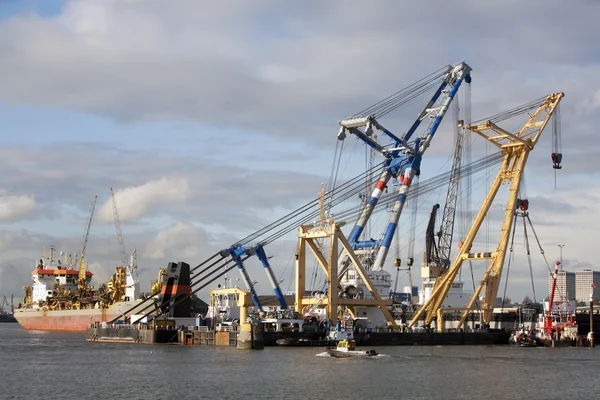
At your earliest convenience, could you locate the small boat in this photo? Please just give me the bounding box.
[325,339,378,358]
[515,336,538,347]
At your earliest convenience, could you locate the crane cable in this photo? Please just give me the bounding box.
[501,213,519,312]
[525,214,566,302]
[111,251,224,321]
[260,161,386,245]
[263,151,504,246]
[235,159,384,246]
[352,66,449,119]
[471,96,547,125]
[522,214,538,304]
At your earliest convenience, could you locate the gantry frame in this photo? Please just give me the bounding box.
[409,92,564,329]
[295,221,399,330]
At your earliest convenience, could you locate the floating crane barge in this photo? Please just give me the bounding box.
[86,63,577,348]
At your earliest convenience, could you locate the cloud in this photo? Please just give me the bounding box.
[0,0,598,145]
[96,177,190,222]
[144,221,207,260]
[0,262,30,304]
[592,89,600,111]
[0,143,325,237]
[0,192,36,221]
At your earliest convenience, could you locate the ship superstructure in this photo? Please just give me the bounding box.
[30,246,93,305]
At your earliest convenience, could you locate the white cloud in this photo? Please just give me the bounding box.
[592,89,600,110]
[96,177,190,222]
[144,221,206,260]
[0,0,598,142]
[0,193,36,221]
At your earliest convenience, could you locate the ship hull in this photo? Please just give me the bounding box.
[14,300,150,332]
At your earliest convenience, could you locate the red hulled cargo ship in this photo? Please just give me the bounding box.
[14,246,150,332]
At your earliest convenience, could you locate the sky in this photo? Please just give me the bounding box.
[1,0,600,306]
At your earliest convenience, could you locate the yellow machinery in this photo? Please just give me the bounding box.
[22,286,32,306]
[410,92,564,330]
[151,268,166,293]
[105,267,127,305]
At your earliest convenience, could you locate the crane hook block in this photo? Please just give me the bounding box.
[516,198,529,211]
[551,153,562,170]
[407,257,414,267]
[394,258,401,267]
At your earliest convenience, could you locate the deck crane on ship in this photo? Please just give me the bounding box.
[110,188,140,301]
[409,92,564,330]
[77,196,97,295]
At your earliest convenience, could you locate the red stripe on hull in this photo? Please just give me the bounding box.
[15,311,119,332]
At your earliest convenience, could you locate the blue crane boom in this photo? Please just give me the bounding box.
[221,243,288,311]
[337,62,472,272]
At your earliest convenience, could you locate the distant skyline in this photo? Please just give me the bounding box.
[1,0,600,304]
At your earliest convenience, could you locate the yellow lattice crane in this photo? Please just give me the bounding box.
[78,196,97,294]
[410,92,564,329]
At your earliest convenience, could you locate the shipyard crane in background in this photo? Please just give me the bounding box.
[77,196,97,293]
[409,92,564,330]
[420,96,470,304]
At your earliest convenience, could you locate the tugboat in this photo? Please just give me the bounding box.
[533,262,580,347]
[325,339,378,358]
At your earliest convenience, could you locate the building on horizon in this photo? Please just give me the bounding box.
[548,270,575,301]
[575,270,600,302]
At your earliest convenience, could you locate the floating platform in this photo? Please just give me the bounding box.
[271,330,511,346]
[86,324,180,344]
[86,323,511,347]
[356,330,511,346]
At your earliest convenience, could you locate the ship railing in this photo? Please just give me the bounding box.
[215,324,237,332]
[186,325,210,332]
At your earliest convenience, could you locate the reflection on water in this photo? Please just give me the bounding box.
[2,324,599,400]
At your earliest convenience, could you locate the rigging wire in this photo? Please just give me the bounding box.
[471,96,547,125]
[260,162,387,245]
[351,66,449,118]
[522,214,537,304]
[501,213,519,311]
[262,151,503,247]
[236,159,385,246]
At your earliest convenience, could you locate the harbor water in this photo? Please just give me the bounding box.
[1,323,598,400]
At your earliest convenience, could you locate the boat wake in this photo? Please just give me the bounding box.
[316,351,332,357]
